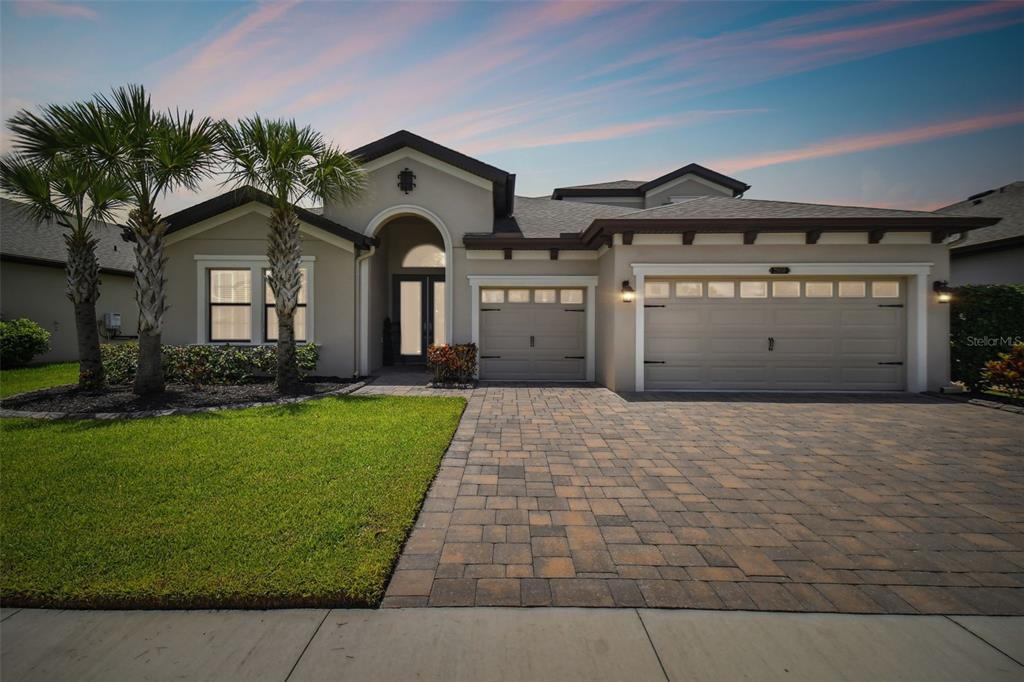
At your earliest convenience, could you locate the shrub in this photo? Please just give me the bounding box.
[950,284,1024,389]
[0,318,51,367]
[427,343,478,385]
[983,343,1024,401]
[101,343,320,386]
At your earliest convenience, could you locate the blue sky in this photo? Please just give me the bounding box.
[1,0,1022,212]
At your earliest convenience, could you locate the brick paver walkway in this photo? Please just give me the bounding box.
[361,382,1024,613]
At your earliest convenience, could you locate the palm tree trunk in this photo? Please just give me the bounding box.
[129,208,168,395]
[64,230,104,389]
[268,207,302,394]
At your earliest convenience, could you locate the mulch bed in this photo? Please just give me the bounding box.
[2,377,356,414]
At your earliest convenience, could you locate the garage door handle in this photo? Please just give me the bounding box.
[644,360,665,364]
[481,355,501,359]
[878,361,903,365]
[644,304,665,308]
[768,337,775,352]
[563,308,585,312]
[877,304,904,308]
[564,355,585,359]
[480,308,501,312]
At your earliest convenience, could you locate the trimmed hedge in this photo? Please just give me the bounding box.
[427,343,477,385]
[0,318,51,367]
[951,284,1024,389]
[101,343,319,386]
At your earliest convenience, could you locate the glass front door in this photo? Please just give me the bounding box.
[394,275,444,363]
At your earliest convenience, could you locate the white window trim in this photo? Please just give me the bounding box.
[468,275,598,382]
[195,255,315,345]
[630,262,933,393]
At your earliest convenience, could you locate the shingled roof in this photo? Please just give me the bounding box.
[493,196,636,239]
[938,181,1022,252]
[609,195,953,221]
[552,164,750,199]
[0,198,136,274]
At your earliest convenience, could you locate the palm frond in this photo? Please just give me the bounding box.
[219,116,364,208]
[0,154,59,223]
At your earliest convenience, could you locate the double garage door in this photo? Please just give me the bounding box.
[644,278,906,391]
[478,287,587,381]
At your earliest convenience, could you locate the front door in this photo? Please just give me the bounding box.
[394,275,445,363]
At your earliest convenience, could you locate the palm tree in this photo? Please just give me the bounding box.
[218,116,364,393]
[1,112,127,389]
[23,85,221,394]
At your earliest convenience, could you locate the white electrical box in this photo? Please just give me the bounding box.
[104,313,122,330]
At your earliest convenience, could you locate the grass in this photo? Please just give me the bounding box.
[0,361,78,398]
[1,395,465,608]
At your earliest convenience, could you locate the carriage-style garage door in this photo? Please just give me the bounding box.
[479,287,587,381]
[644,278,906,391]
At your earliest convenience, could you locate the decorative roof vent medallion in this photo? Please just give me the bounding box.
[398,168,416,194]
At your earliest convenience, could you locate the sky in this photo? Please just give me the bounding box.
[1,0,1022,213]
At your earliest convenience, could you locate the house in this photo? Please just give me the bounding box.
[0,198,139,363]
[160,130,998,392]
[938,181,1023,285]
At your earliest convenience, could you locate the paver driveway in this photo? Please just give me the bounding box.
[361,384,1024,613]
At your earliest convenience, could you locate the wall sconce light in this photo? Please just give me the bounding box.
[621,280,635,303]
[933,280,953,303]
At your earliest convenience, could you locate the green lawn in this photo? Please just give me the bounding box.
[1,395,465,608]
[0,362,78,398]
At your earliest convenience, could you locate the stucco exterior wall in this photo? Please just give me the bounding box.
[0,261,138,363]
[950,245,1024,285]
[163,210,358,377]
[602,243,952,392]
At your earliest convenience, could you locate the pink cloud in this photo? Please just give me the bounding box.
[712,110,1024,173]
[12,0,97,20]
[461,109,763,155]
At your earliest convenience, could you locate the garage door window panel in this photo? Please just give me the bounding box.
[534,289,557,303]
[482,289,504,303]
[708,282,735,298]
[839,281,866,298]
[560,289,584,304]
[740,281,768,298]
[872,281,900,298]
[772,281,800,298]
[644,282,670,299]
[675,282,702,298]
[508,289,530,303]
[805,282,834,298]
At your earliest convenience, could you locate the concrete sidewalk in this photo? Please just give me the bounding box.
[1,607,1021,681]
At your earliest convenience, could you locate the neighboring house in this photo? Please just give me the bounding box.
[160,130,998,392]
[938,181,1023,285]
[0,198,139,363]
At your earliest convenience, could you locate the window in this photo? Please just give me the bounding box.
[805,282,833,298]
[644,281,670,298]
[838,281,866,298]
[560,289,584,304]
[209,270,251,342]
[675,282,702,298]
[534,289,557,303]
[264,269,308,342]
[708,281,735,298]
[740,281,768,298]
[402,243,445,268]
[773,281,800,298]
[507,289,530,303]
[872,281,900,298]
[481,289,504,303]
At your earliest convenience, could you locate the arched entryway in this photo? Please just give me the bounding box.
[359,206,452,375]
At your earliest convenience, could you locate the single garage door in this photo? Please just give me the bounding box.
[479,287,587,381]
[644,278,906,391]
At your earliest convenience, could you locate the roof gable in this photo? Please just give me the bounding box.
[938,181,1021,251]
[552,163,749,199]
[163,186,373,249]
[349,130,516,218]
